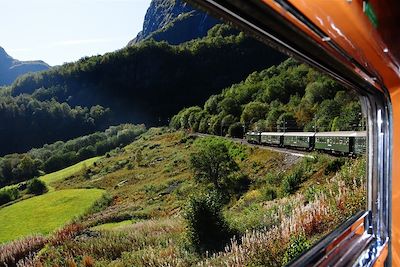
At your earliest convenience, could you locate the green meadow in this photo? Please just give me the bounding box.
[0,188,104,244]
[39,156,101,186]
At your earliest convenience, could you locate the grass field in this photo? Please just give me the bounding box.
[0,188,104,244]
[91,219,136,231]
[39,156,101,186]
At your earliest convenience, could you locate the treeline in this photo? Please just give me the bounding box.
[0,94,112,155]
[171,58,363,136]
[0,124,146,187]
[9,25,285,126]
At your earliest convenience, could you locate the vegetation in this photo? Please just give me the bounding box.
[39,157,101,186]
[0,94,112,155]
[171,58,364,135]
[185,192,236,253]
[26,179,47,195]
[0,189,104,244]
[0,187,19,206]
[0,129,366,266]
[6,25,283,134]
[190,139,239,190]
[0,124,145,187]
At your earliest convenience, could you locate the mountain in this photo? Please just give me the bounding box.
[0,46,50,86]
[128,0,219,45]
[11,25,286,127]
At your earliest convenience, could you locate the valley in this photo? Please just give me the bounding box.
[0,128,365,266]
[0,0,368,266]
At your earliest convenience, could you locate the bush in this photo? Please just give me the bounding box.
[185,192,236,254]
[265,172,283,187]
[190,140,239,190]
[262,186,277,201]
[225,173,251,197]
[282,234,311,265]
[0,188,20,205]
[282,168,303,195]
[324,158,346,175]
[27,179,48,195]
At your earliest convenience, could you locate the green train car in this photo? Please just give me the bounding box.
[315,131,367,155]
[354,134,367,155]
[246,132,261,144]
[283,132,315,150]
[261,132,283,146]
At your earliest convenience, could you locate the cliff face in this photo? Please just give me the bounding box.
[0,47,50,86]
[128,0,219,45]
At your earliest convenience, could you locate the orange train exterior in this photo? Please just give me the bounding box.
[188,0,400,265]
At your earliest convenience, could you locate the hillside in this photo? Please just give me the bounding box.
[10,25,286,126]
[0,95,113,155]
[171,58,364,135]
[0,124,146,186]
[0,47,49,86]
[0,128,366,266]
[128,0,219,45]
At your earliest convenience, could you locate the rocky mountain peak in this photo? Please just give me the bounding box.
[128,0,219,45]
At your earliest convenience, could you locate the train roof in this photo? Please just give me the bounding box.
[315,131,367,137]
[261,132,284,136]
[246,131,260,135]
[283,132,315,137]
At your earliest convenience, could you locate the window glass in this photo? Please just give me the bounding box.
[0,2,368,266]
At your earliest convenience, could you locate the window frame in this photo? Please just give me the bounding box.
[186,0,392,265]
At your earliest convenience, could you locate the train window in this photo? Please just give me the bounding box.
[0,0,391,266]
[183,0,390,266]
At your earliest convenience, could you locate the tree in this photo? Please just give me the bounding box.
[190,140,239,190]
[228,122,244,138]
[240,101,268,126]
[185,192,235,253]
[219,97,240,116]
[27,178,48,195]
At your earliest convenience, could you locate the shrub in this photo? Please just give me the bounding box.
[262,186,277,201]
[325,158,346,175]
[0,188,20,205]
[282,233,311,265]
[27,178,48,195]
[265,172,283,187]
[190,140,239,190]
[185,192,236,254]
[282,168,303,195]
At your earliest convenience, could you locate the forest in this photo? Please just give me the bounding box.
[171,58,364,136]
[8,25,284,124]
[0,124,145,188]
[0,93,112,155]
[0,24,284,155]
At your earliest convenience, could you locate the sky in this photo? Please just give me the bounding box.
[0,0,151,66]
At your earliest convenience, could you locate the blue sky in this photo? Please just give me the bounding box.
[0,0,151,66]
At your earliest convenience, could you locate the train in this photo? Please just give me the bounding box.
[245,131,367,156]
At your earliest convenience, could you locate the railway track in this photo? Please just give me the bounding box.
[192,133,314,158]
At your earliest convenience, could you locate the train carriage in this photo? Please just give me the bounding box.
[245,131,261,144]
[354,132,367,155]
[315,131,366,155]
[260,132,283,146]
[283,132,315,150]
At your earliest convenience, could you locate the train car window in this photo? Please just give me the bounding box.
[183,0,391,266]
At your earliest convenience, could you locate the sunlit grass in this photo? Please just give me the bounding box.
[91,219,137,231]
[0,189,104,244]
[39,156,101,187]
